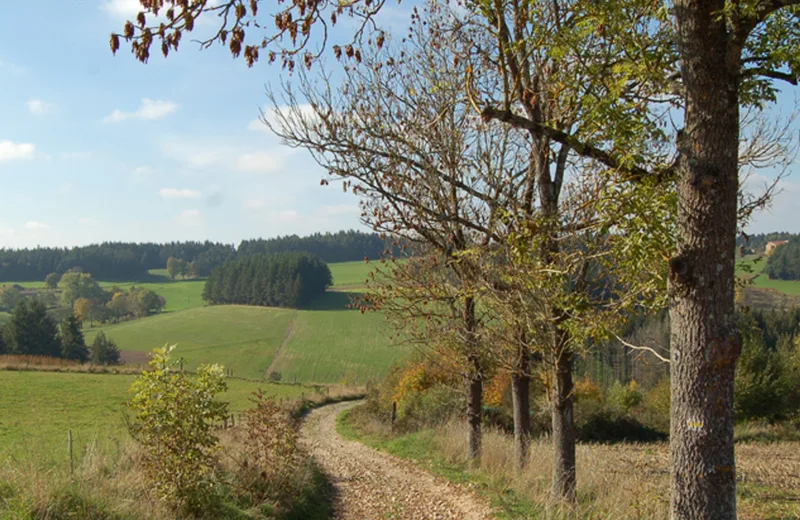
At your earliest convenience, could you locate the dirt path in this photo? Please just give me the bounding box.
[301,401,495,520]
[264,315,297,379]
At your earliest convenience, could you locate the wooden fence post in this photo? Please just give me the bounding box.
[391,402,397,430]
[68,430,74,476]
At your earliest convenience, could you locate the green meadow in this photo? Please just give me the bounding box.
[736,255,800,296]
[0,370,314,461]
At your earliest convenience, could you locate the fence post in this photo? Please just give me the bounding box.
[68,430,74,476]
[391,402,397,431]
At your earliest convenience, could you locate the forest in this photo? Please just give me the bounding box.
[202,252,332,308]
[0,230,384,282]
[765,238,800,280]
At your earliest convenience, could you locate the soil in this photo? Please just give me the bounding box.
[300,401,495,520]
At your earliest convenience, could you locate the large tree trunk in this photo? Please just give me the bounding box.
[511,343,532,471]
[466,369,483,462]
[464,296,483,463]
[551,348,576,501]
[671,1,742,518]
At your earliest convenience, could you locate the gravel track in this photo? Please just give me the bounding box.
[300,401,495,520]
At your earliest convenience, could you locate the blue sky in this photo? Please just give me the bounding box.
[0,0,374,249]
[0,1,798,249]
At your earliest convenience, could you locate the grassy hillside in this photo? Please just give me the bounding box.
[85,306,296,379]
[0,370,313,461]
[736,255,800,308]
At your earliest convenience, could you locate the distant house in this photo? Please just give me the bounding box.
[765,240,788,256]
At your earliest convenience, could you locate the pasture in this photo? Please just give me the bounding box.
[0,370,315,462]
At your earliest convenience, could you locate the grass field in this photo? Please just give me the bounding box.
[0,370,315,462]
[85,305,296,379]
[736,255,800,304]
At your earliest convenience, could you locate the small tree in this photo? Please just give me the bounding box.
[91,332,121,365]
[60,313,89,363]
[166,257,182,280]
[73,297,96,326]
[128,345,228,513]
[60,272,105,307]
[44,272,60,290]
[0,285,23,312]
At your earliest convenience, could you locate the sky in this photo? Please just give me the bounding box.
[1,1,798,250]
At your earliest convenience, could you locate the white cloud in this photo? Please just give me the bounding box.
[26,98,56,116]
[59,182,73,195]
[24,221,50,230]
[177,209,204,227]
[159,187,202,199]
[248,104,317,134]
[236,151,284,174]
[78,217,101,226]
[104,98,178,123]
[0,225,14,238]
[101,0,147,18]
[0,140,36,162]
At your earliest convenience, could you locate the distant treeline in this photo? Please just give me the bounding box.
[737,232,799,254]
[765,238,800,280]
[202,253,332,308]
[238,230,392,263]
[0,230,390,282]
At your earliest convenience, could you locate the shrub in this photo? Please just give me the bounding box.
[127,345,229,514]
[90,332,121,366]
[635,377,671,434]
[233,391,303,505]
[577,410,667,443]
[735,323,800,422]
[606,380,643,415]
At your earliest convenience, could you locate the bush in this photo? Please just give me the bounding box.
[127,345,229,514]
[735,322,800,423]
[634,377,671,434]
[577,410,666,443]
[231,392,303,506]
[90,332,121,366]
[607,380,643,415]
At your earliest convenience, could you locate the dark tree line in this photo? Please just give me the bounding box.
[764,238,800,281]
[202,253,332,308]
[238,230,395,263]
[0,230,387,282]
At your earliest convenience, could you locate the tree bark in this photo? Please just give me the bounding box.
[551,348,576,502]
[466,369,483,463]
[671,1,742,518]
[511,343,532,471]
[464,296,483,463]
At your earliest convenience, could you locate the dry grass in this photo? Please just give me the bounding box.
[0,354,141,375]
[431,421,800,519]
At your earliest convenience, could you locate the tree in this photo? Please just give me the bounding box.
[59,272,105,307]
[73,297,97,327]
[44,272,60,290]
[4,299,62,357]
[187,261,199,279]
[166,257,182,280]
[60,313,89,363]
[0,286,23,312]
[472,0,800,515]
[107,292,132,322]
[268,11,527,462]
[91,332,121,365]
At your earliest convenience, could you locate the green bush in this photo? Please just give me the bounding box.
[606,380,643,414]
[127,345,229,514]
[735,324,800,423]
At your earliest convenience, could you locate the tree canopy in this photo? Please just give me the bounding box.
[202,252,332,308]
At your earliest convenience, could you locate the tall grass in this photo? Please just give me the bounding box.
[343,406,800,519]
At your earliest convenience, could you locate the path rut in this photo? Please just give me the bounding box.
[300,401,495,520]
